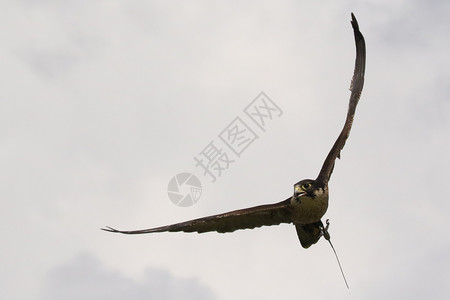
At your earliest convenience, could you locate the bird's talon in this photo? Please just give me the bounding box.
[320,220,331,241]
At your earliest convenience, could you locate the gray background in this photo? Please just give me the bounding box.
[1,1,449,299]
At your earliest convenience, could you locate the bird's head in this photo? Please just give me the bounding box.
[291,179,326,203]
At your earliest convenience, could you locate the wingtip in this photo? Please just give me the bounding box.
[350,13,359,31]
[101,226,120,233]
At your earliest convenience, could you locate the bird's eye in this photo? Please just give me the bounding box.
[302,183,311,190]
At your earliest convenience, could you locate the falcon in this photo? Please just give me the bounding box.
[103,13,366,250]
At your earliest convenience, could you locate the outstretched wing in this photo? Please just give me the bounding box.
[102,198,293,234]
[316,13,366,185]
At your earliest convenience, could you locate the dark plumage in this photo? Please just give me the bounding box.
[103,13,366,249]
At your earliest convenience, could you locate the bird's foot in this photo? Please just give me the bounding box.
[320,219,331,241]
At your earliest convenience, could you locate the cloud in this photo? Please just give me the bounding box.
[13,0,107,78]
[2,1,450,300]
[38,253,216,300]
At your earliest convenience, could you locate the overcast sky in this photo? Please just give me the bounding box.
[1,1,450,299]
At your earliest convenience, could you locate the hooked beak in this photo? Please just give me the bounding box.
[292,190,307,202]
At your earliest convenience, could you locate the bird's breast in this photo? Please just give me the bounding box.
[290,192,329,225]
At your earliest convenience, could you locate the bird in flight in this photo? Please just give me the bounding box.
[103,13,366,251]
